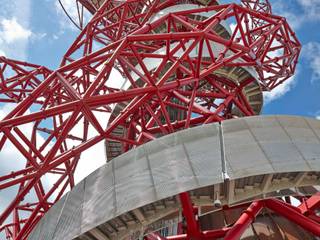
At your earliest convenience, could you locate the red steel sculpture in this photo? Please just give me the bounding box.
[0,57,51,104]
[0,0,318,239]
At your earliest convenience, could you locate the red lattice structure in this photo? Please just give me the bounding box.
[0,0,317,239]
[242,0,272,14]
[0,57,51,103]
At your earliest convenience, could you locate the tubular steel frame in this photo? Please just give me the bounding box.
[0,0,317,239]
[144,194,320,240]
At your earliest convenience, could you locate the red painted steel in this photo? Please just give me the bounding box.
[0,57,51,103]
[179,192,202,239]
[145,197,320,239]
[0,0,313,239]
[265,199,320,236]
[242,0,271,14]
[299,193,320,215]
[224,201,264,240]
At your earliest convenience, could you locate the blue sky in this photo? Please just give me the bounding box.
[0,0,319,118]
[0,0,318,187]
[0,0,319,234]
[263,0,320,118]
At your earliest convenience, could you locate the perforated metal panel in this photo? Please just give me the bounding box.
[81,165,116,234]
[29,115,320,240]
[39,194,68,239]
[53,181,85,239]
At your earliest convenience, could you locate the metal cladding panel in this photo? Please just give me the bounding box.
[147,141,198,200]
[29,116,320,240]
[29,195,68,240]
[81,164,115,234]
[114,151,156,217]
[267,116,314,171]
[38,194,68,239]
[222,117,275,178]
[222,116,318,179]
[28,213,44,239]
[304,118,320,169]
[257,116,317,171]
[179,124,221,186]
[277,116,320,170]
[52,180,85,240]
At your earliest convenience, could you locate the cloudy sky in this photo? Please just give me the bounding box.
[0,0,319,234]
[263,0,320,119]
[0,0,318,118]
[0,0,319,175]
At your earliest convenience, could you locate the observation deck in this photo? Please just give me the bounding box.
[0,0,303,239]
[29,115,320,240]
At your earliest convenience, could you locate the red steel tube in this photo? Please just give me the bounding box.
[179,192,201,239]
[265,199,320,236]
[224,201,263,240]
[167,235,187,240]
[298,193,320,215]
[202,228,229,238]
[0,0,302,238]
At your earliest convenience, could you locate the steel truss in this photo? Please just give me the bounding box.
[145,193,320,240]
[0,57,51,103]
[0,0,313,239]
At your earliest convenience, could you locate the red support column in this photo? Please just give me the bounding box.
[265,199,320,236]
[224,201,263,240]
[298,193,320,215]
[0,0,302,237]
[179,192,201,239]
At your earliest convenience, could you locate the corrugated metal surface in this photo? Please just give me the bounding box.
[29,115,320,240]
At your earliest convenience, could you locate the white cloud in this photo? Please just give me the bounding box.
[55,0,91,31]
[0,69,123,226]
[0,18,32,43]
[73,125,106,183]
[0,0,33,228]
[0,49,6,57]
[0,103,61,222]
[0,0,32,59]
[272,0,320,30]
[0,17,33,58]
[314,110,320,120]
[31,32,47,41]
[261,40,298,104]
[303,42,320,83]
[271,1,303,30]
[0,103,34,222]
[299,0,320,21]
[263,74,296,104]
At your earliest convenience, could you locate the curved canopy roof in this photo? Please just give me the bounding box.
[30,115,320,240]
